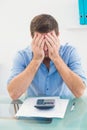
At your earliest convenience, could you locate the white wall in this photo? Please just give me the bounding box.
[0,0,87,95]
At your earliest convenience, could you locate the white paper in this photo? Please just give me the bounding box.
[15,97,69,118]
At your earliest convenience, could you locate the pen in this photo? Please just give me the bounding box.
[70,102,75,111]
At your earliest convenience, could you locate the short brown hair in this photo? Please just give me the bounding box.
[30,14,59,37]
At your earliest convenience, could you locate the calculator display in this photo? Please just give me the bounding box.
[37,99,55,105]
[34,99,55,109]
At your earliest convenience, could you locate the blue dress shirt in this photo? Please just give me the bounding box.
[7,43,87,99]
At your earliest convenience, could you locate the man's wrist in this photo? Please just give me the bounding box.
[32,58,42,65]
[26,58,42,76]
[52,54,60,63]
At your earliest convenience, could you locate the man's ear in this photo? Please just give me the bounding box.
[57,32,60,37]
[31,33,33,38]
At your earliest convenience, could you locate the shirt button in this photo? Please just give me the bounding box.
[46,88,48,90]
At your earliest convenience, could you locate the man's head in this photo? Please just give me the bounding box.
[30,14,59,58]
[30,14,59,38]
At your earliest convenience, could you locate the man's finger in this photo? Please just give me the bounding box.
[51,31,58,42]
[40,39,45,49]
[45,35,55,47]
[38,35,44,47]
[34,34,42,46]
[45,39,52,50]
[32,33,38,43]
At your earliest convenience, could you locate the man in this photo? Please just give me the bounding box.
[7,14,87,100]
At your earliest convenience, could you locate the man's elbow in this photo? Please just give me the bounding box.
[75,92,84,98]
[7,85,19,100]
[9,92,19,100]
[75,86,86,98]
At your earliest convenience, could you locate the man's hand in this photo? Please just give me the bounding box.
[32,33,45,63]
[45,31,60,61]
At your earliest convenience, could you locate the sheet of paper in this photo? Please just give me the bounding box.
[15,97,69,118]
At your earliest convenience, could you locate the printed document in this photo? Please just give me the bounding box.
[15,97,69,118]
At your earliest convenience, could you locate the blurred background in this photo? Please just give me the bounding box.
[0,0,87,96]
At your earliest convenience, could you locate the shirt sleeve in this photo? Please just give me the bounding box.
[68,47,87,86]
[7,51,26,84]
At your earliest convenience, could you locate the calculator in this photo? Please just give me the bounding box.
[34,99,55,109]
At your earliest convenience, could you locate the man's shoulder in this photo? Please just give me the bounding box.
[14,45,33,64]
[59,43,77,59]
[18,45,32,54]
[61,43,75,51]
[60,43,76,54]
[17,46,32,58]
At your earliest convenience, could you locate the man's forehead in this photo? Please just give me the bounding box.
[35,30,55,35]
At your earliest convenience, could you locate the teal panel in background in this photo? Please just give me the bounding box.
[78,0,85,25]
[84,0,87,24]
